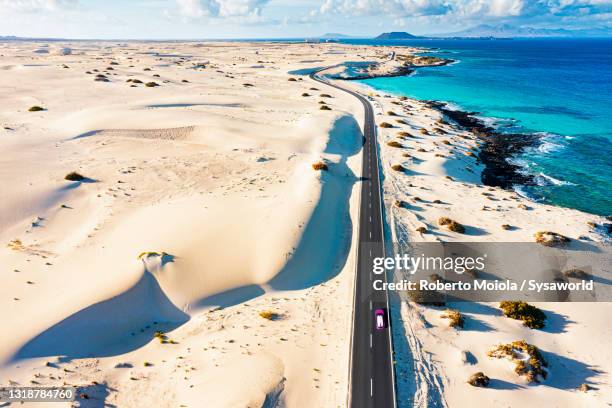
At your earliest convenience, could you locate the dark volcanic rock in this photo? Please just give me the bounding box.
[426,101,540,189]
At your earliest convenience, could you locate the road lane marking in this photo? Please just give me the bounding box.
[370,300,372,310]
[370,378,373,397]
[370,333,372,349]
[369,231,372,239]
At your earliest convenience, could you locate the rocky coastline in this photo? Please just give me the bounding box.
[426,101,541,189]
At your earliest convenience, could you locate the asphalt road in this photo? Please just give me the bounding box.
[310,70,397,408]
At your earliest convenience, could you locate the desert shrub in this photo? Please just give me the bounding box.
[391,164,405,172]
[387,141,403,148]
[467,372,489,387]
[288,77,297,81]
[137,251,166,260]
[432,199,442,204]
[438,217,465,233]
[320,105,331,110]
[441,309,464,328]
[416,226,427,233]
[442,140,451,145]
[397,131,411,137]
[387,111,398,116]
[518,204,530,210]
[394,200,404,208]
[488,340,547,382]
[301,93,310,97]
[7,239,24,250]
[65,172,85,181]
[259,311,280,320]
[419,128,429,135]
[534,231,570,247]
[379,122,393,128]
[145,82,159,87]
[28,106,45,112]
[396,119,408,125]
[131,79,143,84]
[499,301,546,329]
[182,79,189,83]
[465,151,476,157]
[312,161,328,171]
[320,93,332,98]
[563,268,590,279]
[417,148,427,152]
[243,83,254,87]
[501,224,512,230]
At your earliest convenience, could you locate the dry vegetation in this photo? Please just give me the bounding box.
[312,161,328,171]
[387,141,403,148]
[438,217,465,233]
[488,340,548,383]
[534,231,570,246]
[64,171,86,181]
[441,309,464,328]
[258,311,281,320]
[380,122,393,128]
[28,106,45,112]
[499,301,546,329]
[467,372,490,387]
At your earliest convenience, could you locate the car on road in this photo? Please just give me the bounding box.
[374,308,387,330]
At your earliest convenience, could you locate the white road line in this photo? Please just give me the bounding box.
[369,216,372,222]
[370,300,372,310]
[370,333,372,349]
[370,378,373,397]
[369,231,372,239]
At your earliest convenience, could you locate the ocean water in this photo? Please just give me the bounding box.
[343,38,612,216]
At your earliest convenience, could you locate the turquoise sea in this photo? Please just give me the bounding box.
[344,38,612,216]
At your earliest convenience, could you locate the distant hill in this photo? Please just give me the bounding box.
[375,32,420,40]
[435,24,612,38]
[319,33,353,39]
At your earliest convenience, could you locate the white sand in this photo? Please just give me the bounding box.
[343,84,612,408]
[0,41,407,407]
[1,39,609,408]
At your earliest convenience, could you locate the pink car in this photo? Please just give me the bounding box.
[375,308,386,330]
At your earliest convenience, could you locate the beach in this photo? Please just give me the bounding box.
[0,40,610,407]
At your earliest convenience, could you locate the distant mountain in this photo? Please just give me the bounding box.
[435,24,612,38]
[319,33,353,39]
[375,32,421,40]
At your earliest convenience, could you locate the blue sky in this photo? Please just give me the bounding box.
[0,0,610,39]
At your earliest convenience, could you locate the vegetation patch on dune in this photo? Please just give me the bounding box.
[64,171,86,181]
[380,122,393,128]
[441,309,464,328]
[534,231,570,247]
[499,301,546,329]
[467,372,490,387]
[320,105,332,110]
[387,141,403,148]
[391,164,405,172]
[488,340,547,383]
[563,268,590,279]
[145,82,160,87]
[438,217,465,233]
[7,239,24,251]
[312,161,328,171]
[28,106,45,112]
[137,251,167,260]
[259,311,281,321]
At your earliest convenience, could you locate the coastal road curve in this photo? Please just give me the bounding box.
[310,69,397,408]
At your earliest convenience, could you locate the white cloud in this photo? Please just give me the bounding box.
[319,0,450,17]
[0,0,78,12]
[176,0,270,18]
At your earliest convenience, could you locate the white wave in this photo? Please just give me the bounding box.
[535,172,576,187]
